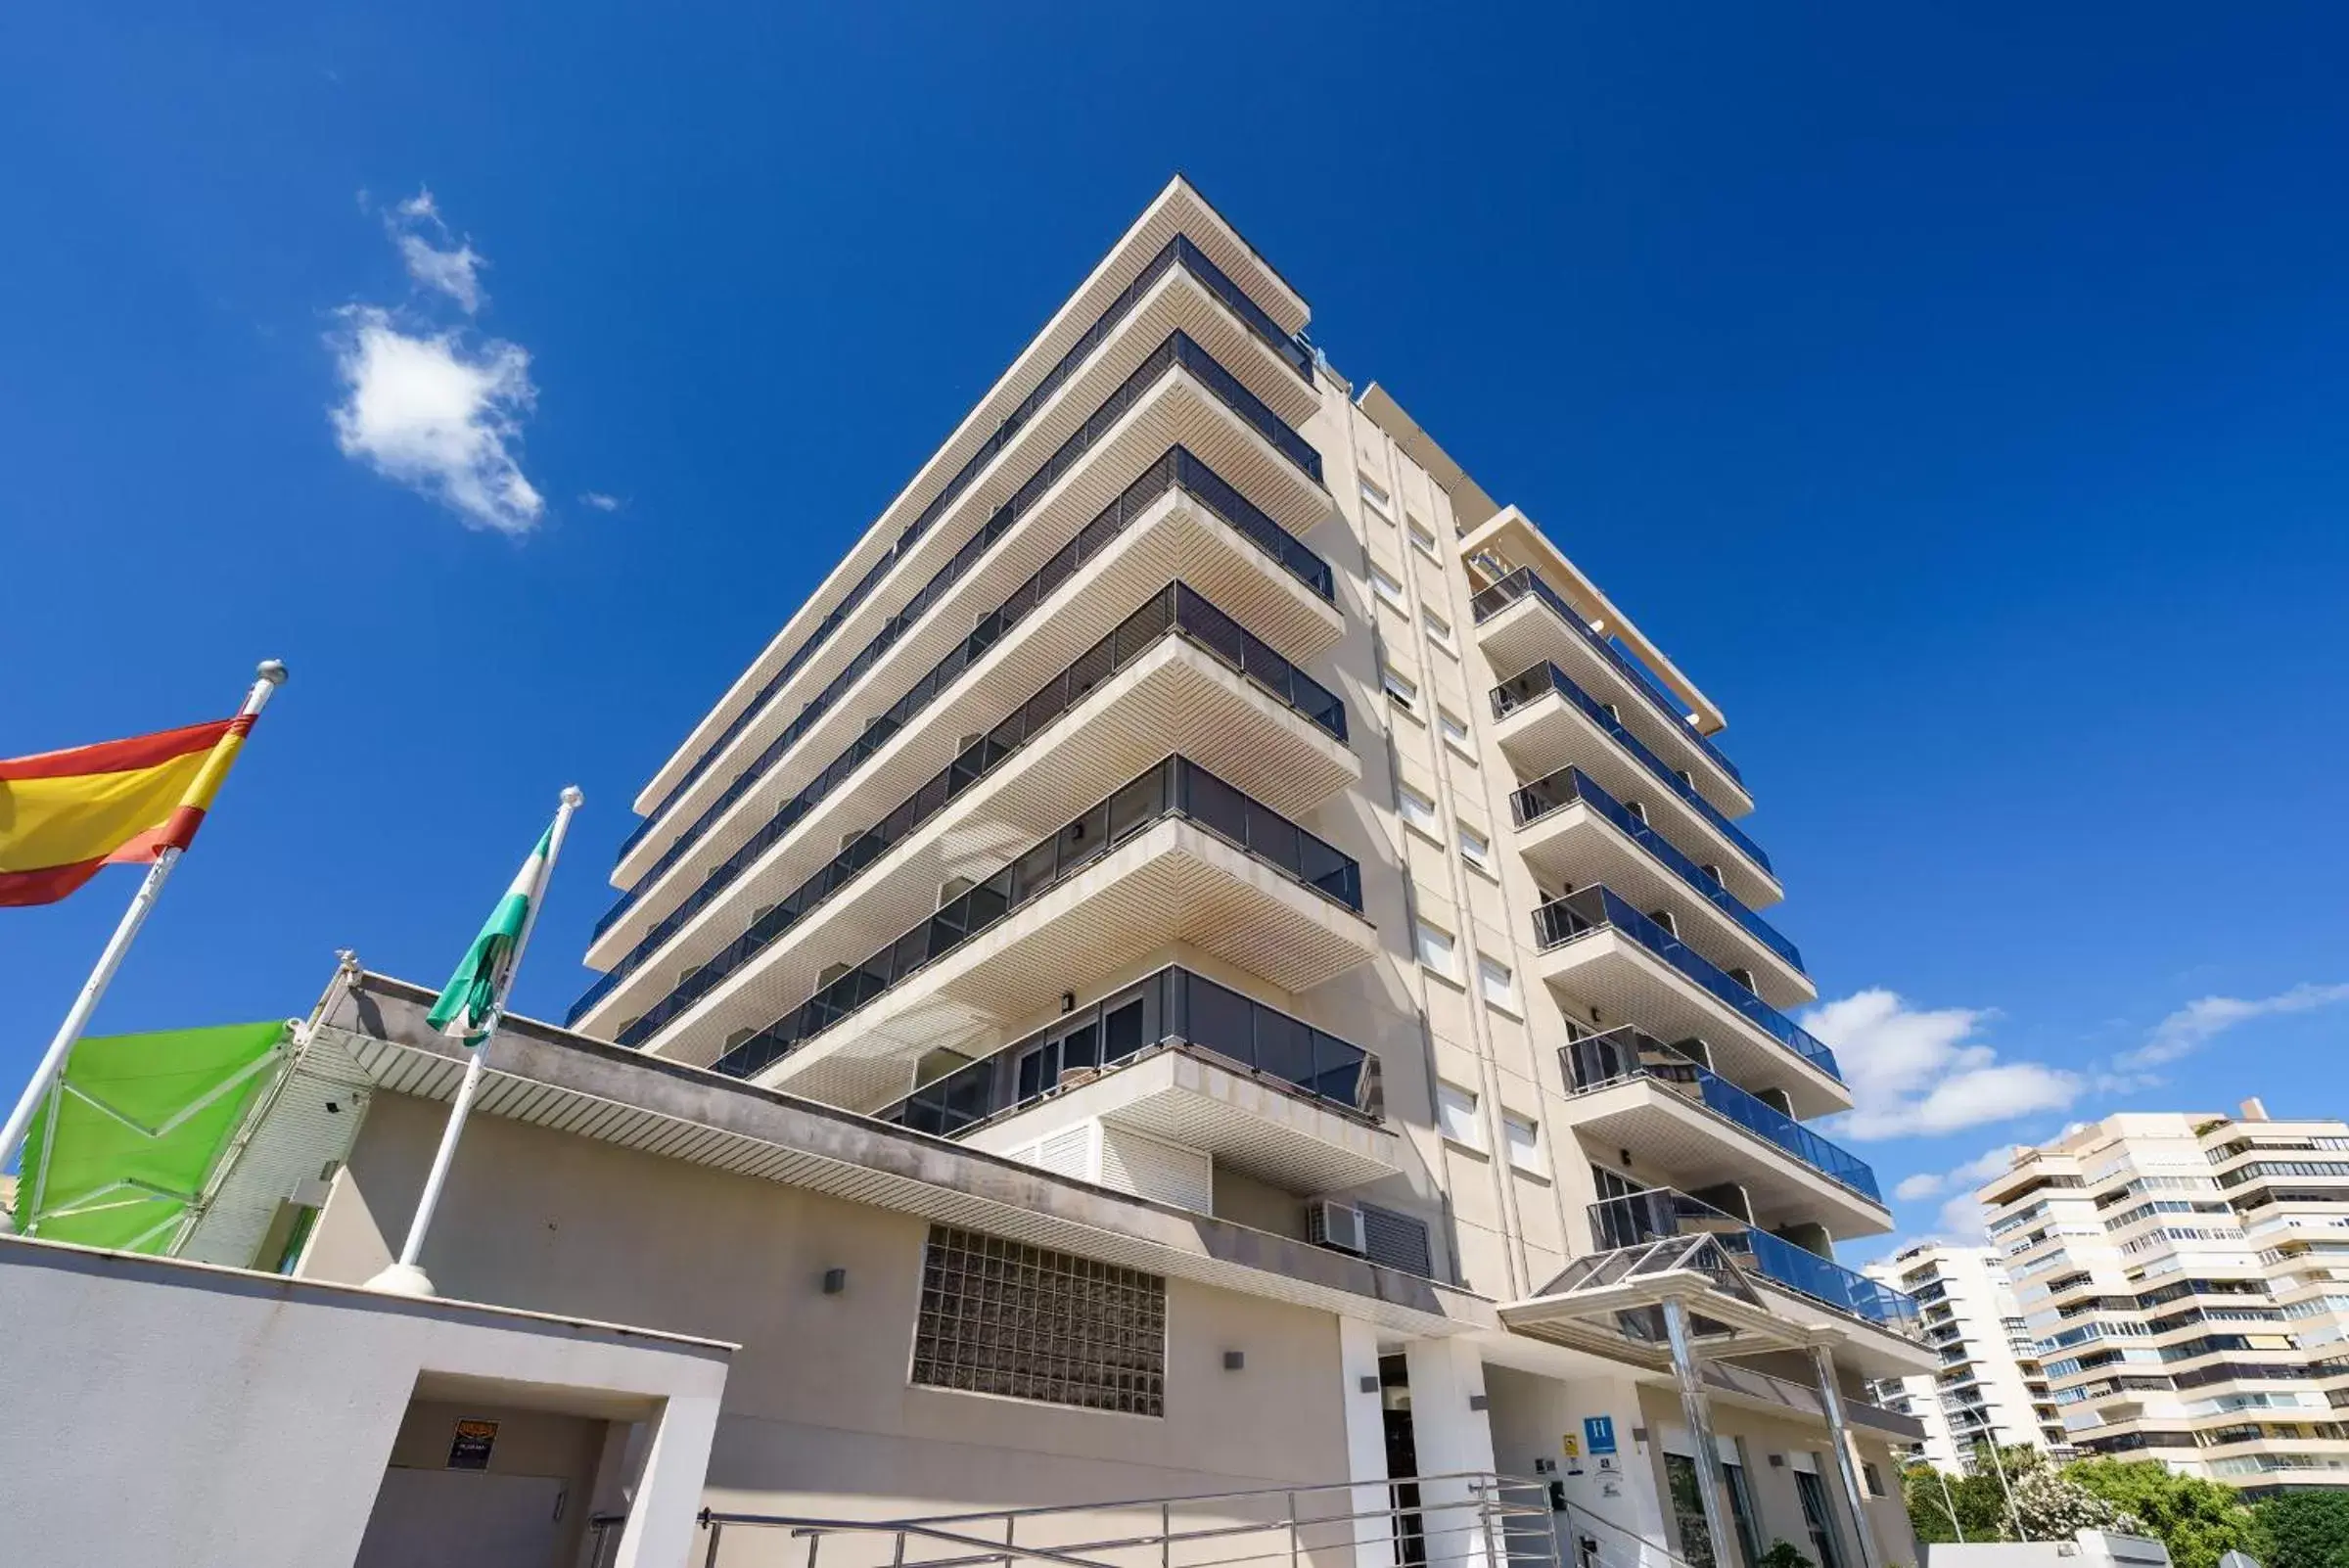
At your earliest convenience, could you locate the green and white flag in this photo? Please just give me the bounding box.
[426,825,553,1047]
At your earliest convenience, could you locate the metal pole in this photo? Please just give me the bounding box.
[1661,1297,1736,1568]
[0,660,286,1232]
[369,785,582,1295]
[1808,1344,1884,1568]
[1935,1467,1965,1545]
[1977,1439,2025,1543]
[704,1520,723,1568]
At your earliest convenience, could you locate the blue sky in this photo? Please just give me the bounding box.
[6,3,2347,1256]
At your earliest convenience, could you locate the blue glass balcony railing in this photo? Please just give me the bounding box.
[624,235,1313,856]
[873,963,1381,1138]
[1561,1026,1880,1203]
[1493,663,1773,878]
[710,756,1363,1081]
[1510,765,1803,974]
[1590,1186,1920,1334]
[574,564,1348,1029]
[1530,885,1841,1082]
[1470,567,1741,787]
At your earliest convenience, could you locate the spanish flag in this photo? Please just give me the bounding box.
[0,715,257,906]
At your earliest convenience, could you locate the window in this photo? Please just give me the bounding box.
[1397,782,1438,837]
[1414,919,1458,979]
[1457,822,1493,873]
[1359,478,1395,522]
[1422,608,1454,652]
[1792,1465,1848,1568]
[1478,956,1517,1011]
[1721,1447,1764,1568]
[1438,708,1473,757]
[912,1225,1166,1416]
[1662,1453,1720,1568]
[1438,1082,1482,1147]
[1408,517,1439,559]
[1503,1112,1543,1175]
[1383,666,1419,715]
[1371,562,1407,612]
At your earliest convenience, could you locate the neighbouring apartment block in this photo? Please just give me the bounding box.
[1865,1242,2069,1469]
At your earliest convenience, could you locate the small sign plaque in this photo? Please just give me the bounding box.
[447,1418,500,1471]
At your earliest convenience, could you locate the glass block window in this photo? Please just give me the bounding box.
[912,1225,1167,1416]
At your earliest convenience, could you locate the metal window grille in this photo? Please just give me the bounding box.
[911,1226,1166,1416]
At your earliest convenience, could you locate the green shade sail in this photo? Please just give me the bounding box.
[12,1019,288,1253]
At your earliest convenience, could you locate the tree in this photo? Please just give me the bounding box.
[2064,1459,2266,1568]
[2253,1490,2349,1568]
[1905,1460,2010,1545]
[1904,1447,2145,1547]
[2009,1462,2144,1540]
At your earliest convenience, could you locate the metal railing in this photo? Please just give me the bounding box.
[625,236,1313,856]
[1470,568,1741,787]
[689,1472,1690,1568]
[1559,1027,1880,1203]
[709,756,1360,1080]
[1509,765,1801,974]
[1490,665,1770,878]
[1590,1187,1921,1335]
[873,963,1383,1136]
[609,318,1324,899]
[1530,886,1840,1082]
[575,446,1336,1022]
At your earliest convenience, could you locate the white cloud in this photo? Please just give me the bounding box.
[385,185,486,313]
[578,491,623,512]
[2121,982,2349,1069]
[1892,1145,2025,1202]
[330,307,543,534]
[1804,989,2083,1139]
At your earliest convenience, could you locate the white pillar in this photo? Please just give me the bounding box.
[1405,1337,1497,1568]
[1340,1319,1395,1568]
[1661,1299,1734,1568]
[613,1391,722,1568]
[1809,1345,1885,1568]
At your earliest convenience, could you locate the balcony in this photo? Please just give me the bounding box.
[1531,886,1847,1117]
[611,315,1326,903]
[1590,1186,1922,1340]
[1511,764,1807,1004]
[1493,664,1776,903]
[874,964,1402,1194]
[1557,1027,1888,1236]
[704,757,1379,1108]
[1472,568,1748,812]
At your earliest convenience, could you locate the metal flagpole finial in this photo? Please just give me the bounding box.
[255,659,288,685]
[559,785,584,808]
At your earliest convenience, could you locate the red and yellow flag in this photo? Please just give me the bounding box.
[0,715,256,906]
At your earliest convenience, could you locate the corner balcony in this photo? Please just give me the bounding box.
[610,308,1326,903]
[576,577,1359,1045]
[705,757,1380,1110]
[1472,568,1750,816]
[1558,1027,1889,1238]
[874,964,1402,1195]
[1510,765,1809,1007]
[1493,664,1778,905]
[1530,886,1848,1118]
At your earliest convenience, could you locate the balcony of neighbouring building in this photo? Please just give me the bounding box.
[693,757,1380,1109]
[872,964,1402,1197]
[604,322,1330,914]
[1492,664,1778,904]
[1472,567,1750,815]
[1530,885,1848,1118]
[1510,764,1808,1005]
[1557,1027,1890,1237]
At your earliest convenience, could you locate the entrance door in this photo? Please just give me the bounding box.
[353,1468,570,1568]
[1380,1353,1425,1567]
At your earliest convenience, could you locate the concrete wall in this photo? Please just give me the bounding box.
[0,1235,728,1568]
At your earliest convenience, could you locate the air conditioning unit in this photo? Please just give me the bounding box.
[1309,1199,1366,1256]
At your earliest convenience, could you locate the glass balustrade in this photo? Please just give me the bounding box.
[708,756,1361,1079]
[1560,1027,1880,1203]
[1510,765,1802,973]
[1530,885,1840,1081]
[1589,1186,1921,1334]
[872,964,1380,1138]
[1492,663,1773,876]
[1471,568,1742,787]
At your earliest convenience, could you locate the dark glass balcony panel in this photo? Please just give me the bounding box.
[707,757,1361,1078]
[1560,1026,1880,1203]
[1471,567,1742,786]
[1530,885,1840,1082]
[1492,662,1773,877]
[871,963,1381,1138]
[1589,1187,1920,1334]
[1510,765,1802,973]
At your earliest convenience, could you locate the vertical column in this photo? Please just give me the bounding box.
[1660,1299,1733,1568]
[1808,1345,1883,1568]
[1404,1337,1498,1568]
[1341,1319,1396,1568]
[613,1390,723,1568]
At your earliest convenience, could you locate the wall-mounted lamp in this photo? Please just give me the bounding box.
[1223,1351,1246,1371]
[1359,1374,1381,1394]
[1060,992,1076,1014]
[821,1268,848,1295]
[1468,1394,1490,1411]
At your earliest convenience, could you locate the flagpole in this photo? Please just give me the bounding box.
[0,661,286,1237]
[368,785,581,1298]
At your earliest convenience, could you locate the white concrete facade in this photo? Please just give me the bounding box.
[1865,1243,2067,1469]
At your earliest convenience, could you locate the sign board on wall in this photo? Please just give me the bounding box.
[1583,1416,1618,1456]
[446,1418,500,1471]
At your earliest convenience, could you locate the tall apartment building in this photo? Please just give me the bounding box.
[1864,1243,2068,1470]
[541,176,1933,1565]
[1981,1103,2349,1496]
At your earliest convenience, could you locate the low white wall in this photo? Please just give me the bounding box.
[0,1236,731,1568]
